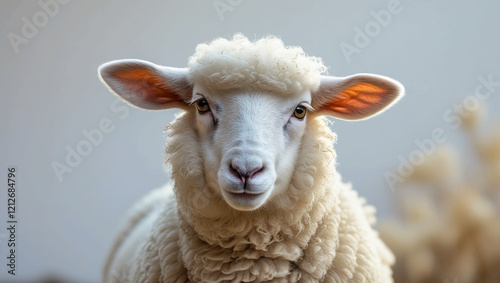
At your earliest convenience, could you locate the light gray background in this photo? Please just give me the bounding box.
[1,0,499,281]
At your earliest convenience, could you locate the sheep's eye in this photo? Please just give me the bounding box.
[293,105,307,119]
[196,99,210,113]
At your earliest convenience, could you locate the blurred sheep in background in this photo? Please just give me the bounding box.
[378,105,500,283]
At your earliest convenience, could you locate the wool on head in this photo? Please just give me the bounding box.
[187,33,327,94]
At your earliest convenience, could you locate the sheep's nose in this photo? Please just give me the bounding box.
[229,163,264,184]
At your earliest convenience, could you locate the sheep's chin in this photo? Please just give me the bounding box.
[220,188,273,211]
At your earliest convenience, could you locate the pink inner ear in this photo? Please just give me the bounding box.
[113,68,181,106]
[323,83,389,115]
[115,69,167,95]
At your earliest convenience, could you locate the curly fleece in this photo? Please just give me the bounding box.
[104,113,394,282]
[188,34,327,94]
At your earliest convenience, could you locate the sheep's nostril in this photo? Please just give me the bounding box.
[229,163,244,183]
[247,166,263,180]
[229,164,241,179]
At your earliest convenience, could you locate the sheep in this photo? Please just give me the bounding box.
[98,34,404,282]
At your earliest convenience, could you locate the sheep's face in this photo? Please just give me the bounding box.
[192,86,312,211]
[98,59,404,212]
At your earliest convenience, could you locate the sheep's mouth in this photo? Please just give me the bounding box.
[229,191,264,199]
[222,188,271,211]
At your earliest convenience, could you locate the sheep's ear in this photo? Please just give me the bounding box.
[311,74,404,120]
[98,59,192,110]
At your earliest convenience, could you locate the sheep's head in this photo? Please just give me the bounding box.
[98,35,404,211]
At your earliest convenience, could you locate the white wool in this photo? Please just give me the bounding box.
[188,34,327,94]
[104,113,394,282]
